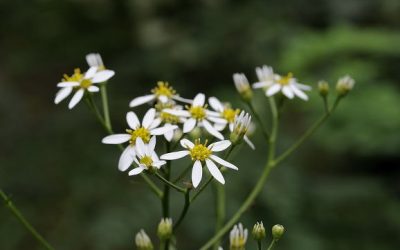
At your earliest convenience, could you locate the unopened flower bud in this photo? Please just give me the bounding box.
[230,111,252,145]
[272,224,285,241]
[189,127,202,139]
[336,75,355,96]
[233,73,253,102]
[135,230,153,250]
[86,53,105,70]
[318,80,329,97]
[252,221,266,241]
[157,218,173,240]
[230,223,248,250]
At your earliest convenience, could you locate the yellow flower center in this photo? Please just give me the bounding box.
[151,81,176,98]
[189,139,212,161]
[222,108,240,123]
[139,156,153,168]
[189,106,206,120]
[160,111,180,124]
[62,68,84,82]
[80,79,92,89]
[277,72,293,86]
[231,237,246,248]
[126,127,151,144]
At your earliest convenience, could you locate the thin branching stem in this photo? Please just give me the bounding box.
[155,173,186,193]
[173,189,191,230]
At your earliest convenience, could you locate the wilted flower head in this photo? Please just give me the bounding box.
[135,230,153,250]
[230,223,248,250]
[233,73,252,101]
[336,75,355,96]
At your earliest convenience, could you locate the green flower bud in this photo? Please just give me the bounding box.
[252,221,266,241]
[318,80,329,97]
[230,111,251,146]
[272,224,285,241]
[336,75,355,96]
[233,73,253,102]
[157,218,173,240]
[135,230,153,250]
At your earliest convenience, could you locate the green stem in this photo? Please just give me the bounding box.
[274,96,341,165]
[257,240,262,250]
[155,173,186,193]
[247,102,270,140]
[162,142,171,217]
[267,240,276,250]
[141,174,163,198]
[173,163,192,184]
[100,83,112,132]
[213,183,225,250]
[0,189,55,250]
[173,189,191,230]
[85,95,107,131]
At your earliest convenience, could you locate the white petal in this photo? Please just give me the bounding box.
[193,93,205,106]
[192,160,203,188]
[244,135,255,150]
[282,86,294,99]
[153,160,166,168]
[149,136,156,152]
[149,118,162,129]
[127,111,140,129]
[208,140,231,152]
[118,146,136,171]
[161,151,189,160]
[142,108,156,128]
[206,110,221,117]
[266,84,281,96]
[207,116,228,124]
[210,155,238,170]
[164,130,174,141]
[129,95,155,107]
[151,125,177,135]
[85,66,98,79]
[172,95,193,104]
[68,89,84,109]
[183,118,197,133]
[91,70,115,83]
[54,87,72,104]
[88,85,99,92]
[135,137,146,157]
[296,83,312,91]
[208,97,224,112]
[202,120,224,140]
[214,122,227,131]
[180,138,194,149]
[205,159,225,184]
[57,81,79,87]
[252,81,268,89]
[102,134,131,144]
[291,85,309,100]
[128,166,145,176]
[163,109,190,117]
[158,95,168,103]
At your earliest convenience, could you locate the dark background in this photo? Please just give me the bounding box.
[1,0,400,249]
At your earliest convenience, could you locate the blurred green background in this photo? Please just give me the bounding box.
[1,0,400,249]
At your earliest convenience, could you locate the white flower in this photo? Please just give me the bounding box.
[163,93,225,140]
[155,101,186,142]
[129,81,191,107]
[253,65,311,101]
[160,138,238,188]
[55,66,115,109]
[128,137,166,176]
[208,98,255,149]
[101,108,177,171]
[230,223,248,249]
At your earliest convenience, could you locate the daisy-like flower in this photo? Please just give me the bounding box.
[160,138,238,188]
[129,81,191,107]
[253,65,311,101]
[55,66,115,109]
[163,93,224,140]
[155,101,186,142]
[128,137,166,176]
[101,108,177,171]
[230,223,248,250]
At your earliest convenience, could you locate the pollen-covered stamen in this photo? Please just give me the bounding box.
[222,108,240,123]
[160,112,180,124]
[139,156,153,168]
[62,68,84,82]
[151,81,176,98]
[189,139,212,161]
[80,79,92,88]
[188,105,206,120]
[277,73,293,86]
[126,127,151,144]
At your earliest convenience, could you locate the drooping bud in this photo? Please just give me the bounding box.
[271,224,285,241]
[233,73,253,102]
[252,221,266,241]
[318,80,329,97]
[230,111,252,145]
[336,75,355,96]
[135,230,154,250]
[157,218,173,240]
[230,223,248,250]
